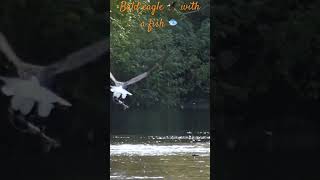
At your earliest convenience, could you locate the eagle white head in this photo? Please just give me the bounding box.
[110,85,132,99]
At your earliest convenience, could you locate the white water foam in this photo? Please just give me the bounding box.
[110,143,210,156]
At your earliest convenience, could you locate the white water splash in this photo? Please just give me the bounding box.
[110,143,210,156]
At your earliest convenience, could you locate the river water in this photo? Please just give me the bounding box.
[110,134,210,179]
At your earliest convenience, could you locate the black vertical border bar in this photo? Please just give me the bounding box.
[210,0,216,180]
[92,0,110,178]
[211,0,226,179]
[106,0,111,179]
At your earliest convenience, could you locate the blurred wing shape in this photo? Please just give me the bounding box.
[1,86,14,96]
[19,98,35,115]
[11,96,35,115]
[123,72,148,87]
[123,53,169,87]
[45,38,108,77]
[54,94,72,106]
[38,102,54,117]
[0,32,24,67]
[0,76,14,96]
[11,95,23,111]
[110,72,119,84]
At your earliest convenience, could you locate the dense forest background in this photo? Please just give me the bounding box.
[214,0,320,179]
[110,0,210,108]
[110,0,211,135]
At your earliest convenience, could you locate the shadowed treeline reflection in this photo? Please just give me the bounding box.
[111,107,210,135]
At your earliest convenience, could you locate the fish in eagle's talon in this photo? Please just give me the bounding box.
[112,96,129,110]
[118,99,129,110]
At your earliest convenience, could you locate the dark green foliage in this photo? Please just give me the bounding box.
[215,2,320,178]
[215,0,320,107]
[111,0,210,108]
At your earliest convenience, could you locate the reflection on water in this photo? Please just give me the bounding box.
[110,134,210,180]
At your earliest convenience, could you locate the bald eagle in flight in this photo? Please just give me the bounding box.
[110,53,169,109]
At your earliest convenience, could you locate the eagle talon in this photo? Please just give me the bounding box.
[113,97,129,110]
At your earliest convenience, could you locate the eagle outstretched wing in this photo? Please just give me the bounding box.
[45,38,108,78]
[123,72,148,87]
[123,53,168,87]
[0,32,24,67]
[110,72,122,85]
[0,32,108,81]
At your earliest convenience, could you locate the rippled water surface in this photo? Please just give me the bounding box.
[110,134,210,179]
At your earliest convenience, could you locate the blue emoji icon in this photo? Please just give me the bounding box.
[169,19,177,26]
